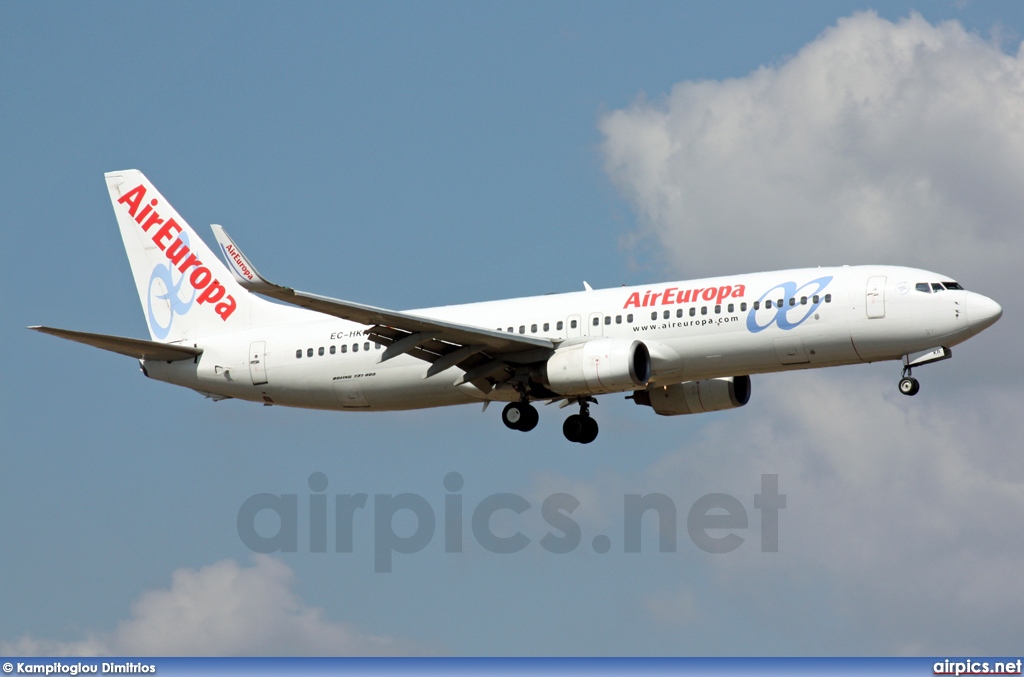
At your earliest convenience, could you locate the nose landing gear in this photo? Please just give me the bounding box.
[562,397,599,444]
[898,368,920,397]
[897,347,952,396]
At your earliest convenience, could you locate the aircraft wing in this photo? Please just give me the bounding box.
[29,326,203,362]
[210,225,557,392]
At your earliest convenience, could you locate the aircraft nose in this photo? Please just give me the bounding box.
[966,292,1003,336]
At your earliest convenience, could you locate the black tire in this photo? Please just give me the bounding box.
[579,416,599,444]
[518,404,539,432]
[898,377,920,396]
[502,402,523,429]
[563,414,584,442]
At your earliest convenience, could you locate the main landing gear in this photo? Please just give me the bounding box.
[502,401,539,432]
[562,397,599,445]
[501,395,600,444]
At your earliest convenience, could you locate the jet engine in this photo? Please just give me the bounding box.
[539,339,651,396]
[632,376,751,416]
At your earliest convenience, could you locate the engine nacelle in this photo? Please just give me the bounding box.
[632,376,751,416]
[540,339,651,396]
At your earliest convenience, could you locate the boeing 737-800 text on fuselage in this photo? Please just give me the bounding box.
[31,170,1003,443]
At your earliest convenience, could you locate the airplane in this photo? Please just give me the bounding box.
[31,169,1003,444]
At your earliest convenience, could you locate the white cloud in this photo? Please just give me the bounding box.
[600,11,1024,291]
[2,556,421,656]
[598,14,1024,651]
[637,371,1024,654]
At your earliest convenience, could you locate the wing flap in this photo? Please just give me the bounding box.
[210,225,557,365]
[29,326,202,362]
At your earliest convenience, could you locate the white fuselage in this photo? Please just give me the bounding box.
[141,265,1001,412]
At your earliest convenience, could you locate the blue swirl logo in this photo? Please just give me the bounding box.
[746,275,833,333]
[146,233,196,339]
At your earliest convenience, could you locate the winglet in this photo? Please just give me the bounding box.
[210,224,275,291]
[583,281,593,292]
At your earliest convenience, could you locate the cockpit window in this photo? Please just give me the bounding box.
[931,283,945,292]
[915,283,931,293]
[942,281,964,290]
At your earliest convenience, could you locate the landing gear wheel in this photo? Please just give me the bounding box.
[518,403,539,431]
[898,377,920,396]
[563,413,599,443]
[578,416,599,444]
[502,402,539,431]
[563,414,585,442]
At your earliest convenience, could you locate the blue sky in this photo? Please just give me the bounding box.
[3,1,1023,656]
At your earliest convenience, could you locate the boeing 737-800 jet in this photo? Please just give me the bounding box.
[32,170,1003,443]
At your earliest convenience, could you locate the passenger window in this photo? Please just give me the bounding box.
[604,316,611,325]
[689,307,696,317]
[352,343,359,352]
[714,305,721,314]
[650,312,657,320]
[728,303,735,313]
[824,294,832,303]
[557,321,564,330]
[663,310,670,319]
[740,302,747,311]
[570,319,577,329]
[800,296,807,305]
[627,314,633,323]
[813,295,820,303]
[330,346,336,355]
[676,309,683,318]
[615,315,622,324]
[915,283,930,293]
[701,306,708,315]
[593,317,600,326]
[296,349,302,359]
[318,347,324,356]
[753,301,760,310]
[306,348,313,357]
[765,300,772,309]
[531,323,538,332]
[777,299,783,308]
[507,326,513,333]
[341,345,348,353]
[543,322,550,332]
[789,298,796,307]
[519,325,526,334]
[364,342,370,351]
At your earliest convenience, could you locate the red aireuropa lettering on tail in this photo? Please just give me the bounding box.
[117,183,238,322]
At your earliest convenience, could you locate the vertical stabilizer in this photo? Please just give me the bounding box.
[105,169,263,342]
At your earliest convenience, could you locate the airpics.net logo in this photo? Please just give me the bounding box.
[236,473,786,573]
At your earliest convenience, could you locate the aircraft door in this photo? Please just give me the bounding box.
[866,276,887,319]
[566,314,582,338]
[248,341,268,385]
[587,312,604,337]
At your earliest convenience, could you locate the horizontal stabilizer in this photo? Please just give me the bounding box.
[29,326,202,362]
